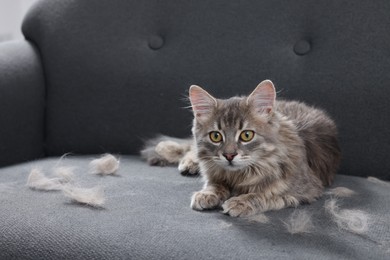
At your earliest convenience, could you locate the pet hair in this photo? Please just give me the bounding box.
[367,177,390,187]
[52,153,73,168]
[89,154,120,175]
[324,198,370,234]
[245,213,270,224]
[325,187,356,197]
[27,168,64,191]
[0,182,17,193]
[218,220,233,229]
[283,209,314,234]
[52,166,75,184]
[62,184,105,207]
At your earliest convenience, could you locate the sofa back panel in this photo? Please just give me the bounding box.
[22,0,390,179]
[0,41,45,167]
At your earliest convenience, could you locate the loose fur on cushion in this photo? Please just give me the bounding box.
[27,168,73,191]
[26,154,118,208]
[27,168,105,208]
[245,213,270,224]
[325,187,357,197]
[52,166,75,184]
[324,199,370,234]
[89,154,120,175]
[367,176,390,187]
[142,80,341,217]
[62,185,105,207]
[283,209,315,234]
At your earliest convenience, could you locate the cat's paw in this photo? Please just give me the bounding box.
[191,191,220,210]
[222,196,256,217]
[178,152,199,176]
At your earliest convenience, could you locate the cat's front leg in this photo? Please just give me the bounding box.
[191,184,230,211]
[222,193,299,217]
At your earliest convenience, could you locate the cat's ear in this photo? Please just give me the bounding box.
[189,85,217,122]
[247,80,276,116]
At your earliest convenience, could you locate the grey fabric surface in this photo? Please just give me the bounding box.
[0,41,45,167]
[0,156,388,259]
[0,1,387,259]
[21,0,390,180]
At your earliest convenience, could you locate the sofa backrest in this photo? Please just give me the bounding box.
[22,0,390,180]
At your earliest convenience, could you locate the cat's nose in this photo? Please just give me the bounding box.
[223,152,238,162]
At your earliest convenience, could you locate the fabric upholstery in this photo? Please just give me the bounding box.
[0,41,45,167]
[0,156,389,259]
[21,0,390,180]
[0,1,389,259]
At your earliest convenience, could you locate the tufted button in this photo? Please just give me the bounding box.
[148,35,164,50]
[293,39,311,55]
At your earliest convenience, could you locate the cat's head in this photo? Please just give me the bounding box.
[189,80,277,171]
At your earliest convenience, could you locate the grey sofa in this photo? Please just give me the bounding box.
[0,0,389,259]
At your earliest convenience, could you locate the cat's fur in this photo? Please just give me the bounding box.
[141,80,341,217]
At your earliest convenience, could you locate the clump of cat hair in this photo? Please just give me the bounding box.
[0,182,17,193]
[324,199,370,234]
[62,185,105,207]
[283,209,315,234]
[245,213,270,224]
[367,177,390,187]
[27,154,114,208]
[89,154,120,175]
[326,187,356,198]
[27,168,73,191]
[52,166,75,184]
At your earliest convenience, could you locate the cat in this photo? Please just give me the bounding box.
[141,80,341,217]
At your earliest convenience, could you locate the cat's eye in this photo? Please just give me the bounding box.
[209,131,223,143]
[240,130,255,142]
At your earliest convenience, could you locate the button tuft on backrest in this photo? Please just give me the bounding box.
[148,35,164,50]
[294,40,311,55]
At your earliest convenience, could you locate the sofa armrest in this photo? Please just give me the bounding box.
[0,41,45,167]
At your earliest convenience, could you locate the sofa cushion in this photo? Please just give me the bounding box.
[22,0,390,180]
[0,156,388,259]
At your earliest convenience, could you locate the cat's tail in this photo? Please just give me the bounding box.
[140,135,193,167]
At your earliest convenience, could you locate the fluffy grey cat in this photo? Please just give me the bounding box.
[141,80,341,217]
